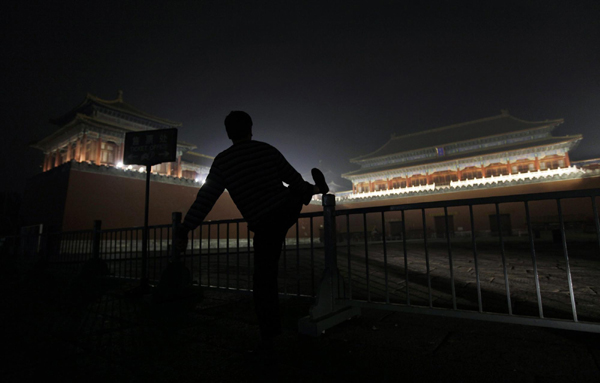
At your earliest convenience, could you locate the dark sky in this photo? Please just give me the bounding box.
[2,1,599,193]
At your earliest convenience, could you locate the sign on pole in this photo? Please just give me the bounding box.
[123,128,178,166]
[123,128,178,293]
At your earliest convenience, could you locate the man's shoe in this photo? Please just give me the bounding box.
[311,168,329,194]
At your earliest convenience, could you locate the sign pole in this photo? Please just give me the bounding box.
[122,128,178,295]
[141,164,151,293]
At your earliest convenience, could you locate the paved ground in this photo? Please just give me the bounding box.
[1,263,600,382]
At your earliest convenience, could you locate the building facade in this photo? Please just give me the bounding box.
[23,92,218,232]
[32,91,212,182]
[336,111,600,240]
[342,111,583,199]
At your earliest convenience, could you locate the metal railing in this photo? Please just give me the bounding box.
[3,188,600,335]
[0,212,326,300]
[306,188,600,334]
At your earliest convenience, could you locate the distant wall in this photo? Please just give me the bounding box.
[22,162,600,241]
[336,177,600,238]
[62,168,241,231]
[61,166,323,237]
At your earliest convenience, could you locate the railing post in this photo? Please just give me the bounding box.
[298,194,361,336]
[153,212,201,306]
[92,220,102,260]
[78,220,109,298]
[323,194,338,271]
[41,224,52,262]
[171,212,182,262]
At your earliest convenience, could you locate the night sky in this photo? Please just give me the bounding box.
[2,1,599,194]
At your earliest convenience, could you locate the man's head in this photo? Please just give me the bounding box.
[225,111,253,141]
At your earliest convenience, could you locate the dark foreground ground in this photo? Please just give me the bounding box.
[1,264,600,383]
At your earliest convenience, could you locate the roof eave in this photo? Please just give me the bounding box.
[351,119,563,164]
[343,136,580,179]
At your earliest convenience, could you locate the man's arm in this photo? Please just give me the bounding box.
[181,165,226,232]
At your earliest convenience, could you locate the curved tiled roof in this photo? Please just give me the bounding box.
[343,135,581,178]
[51,91,182,127]
[181,151,214,167]
[352,112,563,163]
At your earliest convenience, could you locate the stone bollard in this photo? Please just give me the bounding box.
[298,194,360,336]
[152,212,202,317]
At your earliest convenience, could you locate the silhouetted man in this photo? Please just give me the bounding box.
[177,111,328,350]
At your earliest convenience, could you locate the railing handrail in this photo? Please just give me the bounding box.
[335,188,600,215]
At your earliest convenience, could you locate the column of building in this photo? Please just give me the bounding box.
[43,153,50,171]
[177,155,182,178]
[95,136,102,164]
[118,140,125,165]
[80,133,87,162]
[66,141,73,162]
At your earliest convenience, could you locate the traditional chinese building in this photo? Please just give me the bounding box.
[32,91,212,181]
[336,111,600,240]
[342,111,586,199]
[21,92,222,232]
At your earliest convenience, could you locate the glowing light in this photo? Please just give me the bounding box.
[116,161,123,169]
[449,166,583,188]
[346,166,584,200]
[349,183,436,199]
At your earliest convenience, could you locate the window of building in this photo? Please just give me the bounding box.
[460,167,482,180]
[100,142,116,164]
[392,180,407,189]
[182,170,196,180]
[514,163,535,173]
[85,141,93,162]
[432,173,458,186]
[411,177,427,187]
[375,183,387,191]
[485,167,508,177]
[356,183,370,193]
[540,158,565,170]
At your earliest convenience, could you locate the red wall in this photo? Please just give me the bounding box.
[27,163,600,239]
[62,168,324,233]
[336,177,600,236]
[62,169,242,231]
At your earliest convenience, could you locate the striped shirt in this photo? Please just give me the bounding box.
[182,140,311,231]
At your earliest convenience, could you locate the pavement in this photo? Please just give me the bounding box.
[1,264,600,383]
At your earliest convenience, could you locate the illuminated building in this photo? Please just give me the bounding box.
[341,110,594,200]
[32,91,212,181]
[23,92,221,232]
[337,111,600,239]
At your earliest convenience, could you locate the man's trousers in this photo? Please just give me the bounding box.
[250,196,304,340]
